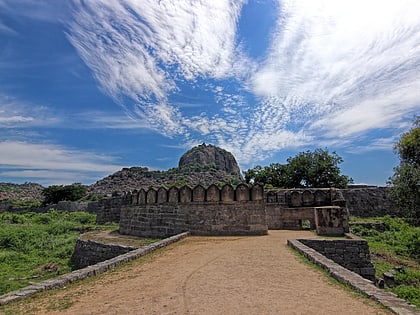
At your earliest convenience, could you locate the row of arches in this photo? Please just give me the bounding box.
[125,183,264,205]
[267,188,338,207]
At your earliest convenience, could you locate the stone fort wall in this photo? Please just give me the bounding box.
[117,185,349,238]
[119,183,267,238]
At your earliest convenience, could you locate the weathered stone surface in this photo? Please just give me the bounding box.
[298,238,375,281]
[178,143,241,177]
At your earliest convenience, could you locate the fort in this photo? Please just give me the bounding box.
[93,184,350,238]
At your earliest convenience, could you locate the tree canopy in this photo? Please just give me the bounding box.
[244,149,353,189]
[388,116,420,221]
[42,183,88,205]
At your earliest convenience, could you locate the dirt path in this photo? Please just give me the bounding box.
[6,231,389,314]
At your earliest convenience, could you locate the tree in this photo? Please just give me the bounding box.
[244,149,353,189]
[42,183,88,205]
[388,116,420,221]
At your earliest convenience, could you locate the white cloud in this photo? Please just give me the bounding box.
[68,0,249,135]
[252,0,420,139]
[0,141,123,185]
[66,0,420,166]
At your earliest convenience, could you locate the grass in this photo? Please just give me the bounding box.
[0,240,177,314]
[350,215,420,308]
[0,210,118,295]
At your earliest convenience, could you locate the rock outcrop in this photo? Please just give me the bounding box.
[89,144,243,195]
[179,143,241,177]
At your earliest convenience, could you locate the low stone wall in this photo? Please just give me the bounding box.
[71,239,137,269]
[297,238,375,281]
[0,201,89,214]
[0,232,190,306]
[288,239,418,315]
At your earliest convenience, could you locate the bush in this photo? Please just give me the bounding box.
[0,210,117,295]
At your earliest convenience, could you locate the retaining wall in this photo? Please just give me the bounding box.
[71,239,137,269]
[298,238,375,281]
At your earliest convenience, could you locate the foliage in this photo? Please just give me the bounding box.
[0,210,117,295]
[388,116,420,222]
[42,183,88,205]
[244,149,353,188]
[351,216,420,307]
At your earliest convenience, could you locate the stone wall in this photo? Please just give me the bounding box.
[119,185,351,238]
[91,197,125,224]
[71,239,137,269]
[342,186,395,217]
[119,184,267,238]
[265,188,345,230]
[298,238,375,281]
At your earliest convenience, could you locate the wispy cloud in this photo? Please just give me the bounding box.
[0,141,123,185]
[252,0,420,139]
[66,0,420,167]
[67,0,249,135]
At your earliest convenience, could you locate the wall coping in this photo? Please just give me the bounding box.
[0,232,190,306]
[288,239,418,315]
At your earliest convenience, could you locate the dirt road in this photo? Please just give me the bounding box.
[7,231,389,314]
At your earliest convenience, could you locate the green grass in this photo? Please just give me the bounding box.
[0,210,118,295]
[350,216,420,308]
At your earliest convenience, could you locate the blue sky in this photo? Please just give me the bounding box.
[0,0,419,186]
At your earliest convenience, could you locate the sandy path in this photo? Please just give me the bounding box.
[11,231,388,314]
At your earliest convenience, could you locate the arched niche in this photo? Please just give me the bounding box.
[206,184,220,202]
[180,185,192,203]
[138,189,146,204]
[168,186,179,203]
[235,183,250,201]
[290,190,302,207]
[131,189,139,205]
[314,190,328,206]
[193,185,205,202]
[146,189,157,204]
[157,187,168,203]
[251,184,264,201]
[221,184,234,201]
[302,190,314,206]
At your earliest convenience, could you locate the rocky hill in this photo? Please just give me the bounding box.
[179,144,241,177]
[0,182,44,203]
[89,144,243,195]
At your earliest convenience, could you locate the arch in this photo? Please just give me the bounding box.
[235,183,250,201]
[146,189,157,204]
[168,186,179,203]
[206,184,220,202]
[290,190,302,207]
[302,190,314,206]
[193,185,205,202]
[157,187,168,203]
[221,184,234,201]
[179,185,192,203]
[251,184,264,201]
[138,189,146,204]
[314,189,328,206]
[131,189,139,205]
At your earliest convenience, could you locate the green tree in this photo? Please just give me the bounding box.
[244,149,353,188]
[42,183,88,205]
[388,116,420,222]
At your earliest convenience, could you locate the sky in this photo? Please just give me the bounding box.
[0,0,419,187]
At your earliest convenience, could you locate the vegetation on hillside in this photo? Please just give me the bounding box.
[42,183,88,205]
[351,216,420,307]
[0,210,117,295]
[244,148,353,188]
[388,116,420,223]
